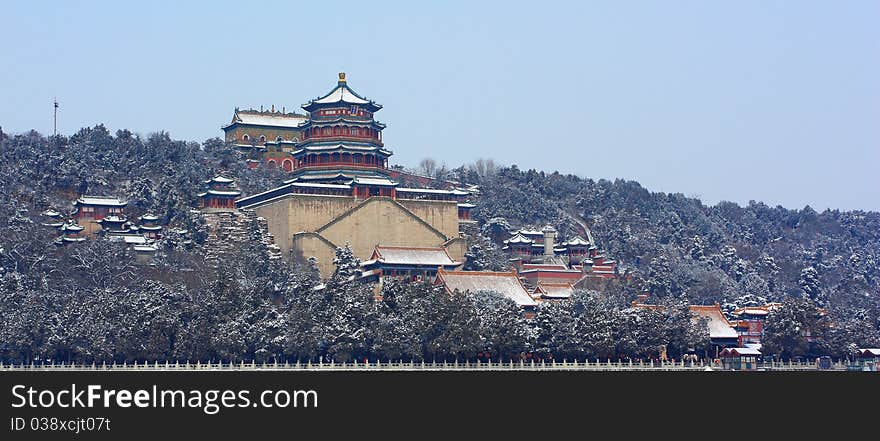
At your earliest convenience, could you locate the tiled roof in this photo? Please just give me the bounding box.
[535,282,575,299]
[75,196,126,207]
[720,347,762,357]
[504,233,533,244]
[228,112,308,129]
[436,270,537,307]
[632,303,739,340]
[371,245,460,267]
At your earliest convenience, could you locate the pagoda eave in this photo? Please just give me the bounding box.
[302,101,382,113]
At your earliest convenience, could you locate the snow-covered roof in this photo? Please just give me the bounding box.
[632,303,739,340]
[132,244,158,253]
[285,172,357,183]
[41,209,61,217]
[457,203,476,208]
[353,176,397,187]
[721,347,762,357]
[227,112,308,129]
[690,305,740,340]
[197,190,242,197]
[140,214,159,222]
[98,215,127,223]
[522,263,568,270]
[300,143,384,152]
[369,246,460,267]
[108,234,149,245]
[303,74,382,112]
[312,85,370,105]
[61,223,84,232]
[437,270,537,307]
[517,229,544,236]
[291,182,352,190]
[519,268,582,275]
[861,348,880,357]
[205,176,235,184]
[563,236,590,246]
[504,233,533,244]
[75,196,126,207]
[396,188,469,196]
[536,282,575,299]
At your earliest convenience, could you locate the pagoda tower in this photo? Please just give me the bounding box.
[290,73,393,188]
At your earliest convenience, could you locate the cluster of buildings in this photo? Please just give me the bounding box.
[216,73,475,277]
[209,73,634,313]
[41,196,162,256]
[208,74,640,313]
[504,225,621,287]
[631,298,740,359]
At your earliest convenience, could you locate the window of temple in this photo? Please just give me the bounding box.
[351,128,359,136]
[242,134,250,141]
[282,159,293,172]
[259,135,266,142]
[276,136,284,142]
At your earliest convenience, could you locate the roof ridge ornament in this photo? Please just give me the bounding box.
[338,72,346,84]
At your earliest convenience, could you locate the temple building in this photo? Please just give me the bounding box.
[72,196,127,236]
[55,222,86,245]
[435,269,538,317]
[728,303,783,347]
[360,245,463,281]
[533,281,575,301]
[97,214,130,234]
[502,225,620,289]
[504,226,615,274]
[43,196,164,255]
[40,209,64,228]
[136,214,163,240]
[222,107,308,152]
[234,74,473,277]
[632,301,740,357]
[198,176,242,211]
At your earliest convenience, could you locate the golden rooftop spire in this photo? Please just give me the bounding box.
[338,72,346,83]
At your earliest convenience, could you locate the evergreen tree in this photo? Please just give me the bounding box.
[470,291,533,360]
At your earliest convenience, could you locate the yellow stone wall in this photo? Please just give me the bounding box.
[252,194,358,256]
[291,232,338,275]
[317,197,449,263]
[397,199,460,240]
[442,237,468,263]
[250,193,465,277]
[224,126,303,144]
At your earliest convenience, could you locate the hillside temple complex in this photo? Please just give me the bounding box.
[226,73,472,277]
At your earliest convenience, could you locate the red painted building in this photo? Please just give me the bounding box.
[198,176,241,210]
[72,196,127,236]
[236,74,476,215]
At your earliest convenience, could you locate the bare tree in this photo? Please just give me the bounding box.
[471,158,497,178]
[418,158,438,177]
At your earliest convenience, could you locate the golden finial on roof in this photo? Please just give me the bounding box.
[338,72,346,83]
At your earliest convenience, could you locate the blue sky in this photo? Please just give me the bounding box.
[2,1,878,211]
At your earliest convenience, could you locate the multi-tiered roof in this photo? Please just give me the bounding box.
[289,72,393,185]
[236,75,473,210]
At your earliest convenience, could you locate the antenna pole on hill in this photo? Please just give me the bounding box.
[53,98,59,137]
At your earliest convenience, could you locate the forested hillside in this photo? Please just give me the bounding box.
[0,126,877,363]
[453,165,880,311]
